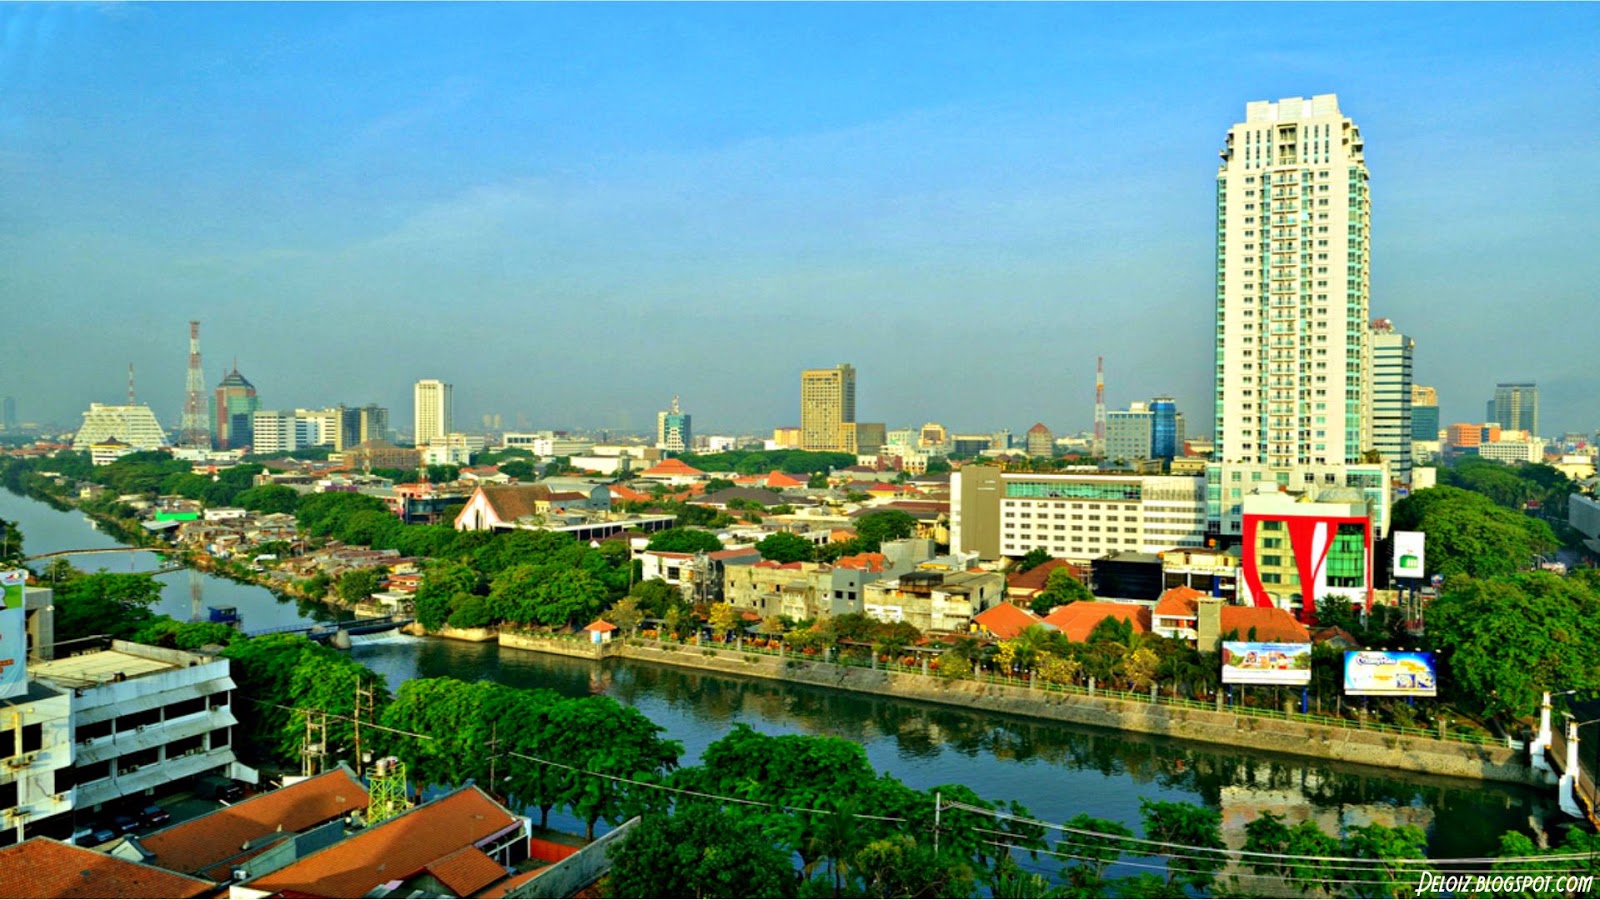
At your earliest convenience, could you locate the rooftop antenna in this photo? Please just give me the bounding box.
[128,363,135,404]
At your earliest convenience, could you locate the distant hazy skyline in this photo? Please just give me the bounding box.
[3,4,1596,438]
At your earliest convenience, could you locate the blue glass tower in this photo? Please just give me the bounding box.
[1151,398,1178,462]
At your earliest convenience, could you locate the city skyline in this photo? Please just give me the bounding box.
[3,4,1597,436]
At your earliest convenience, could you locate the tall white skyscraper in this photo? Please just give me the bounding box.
[1214,94,1370,469]
[1368,319,1414,485]
[413,379,452,446]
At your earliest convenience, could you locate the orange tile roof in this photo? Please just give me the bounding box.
[1153,585,1205,618]
[242,787,519,900]
[763,471,804,488]
[1041,602,1151,643]
[641,458,705,477]
[971,602,1042,640]
[423,846,508,897]
[608,484,653,503]
[141,768,367,878]
[585,619,617,632]
[1220,606,1310,643]
[0,838,214,899]
[834,552,888,573]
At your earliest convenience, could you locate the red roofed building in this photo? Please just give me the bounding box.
[1006,559,1089,603]
[638,457,706,485]
[1041,601,1151,643]
[833,552,888,573]
[1220,605,1310,644]
[0,838,213,899]
[1152,585,1204,641]
[971,602,1043,640]
[237,786,526,900]
[134,767,367,882]
[607,483,654,504]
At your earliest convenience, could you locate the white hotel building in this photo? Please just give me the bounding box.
[952,467,1207,563]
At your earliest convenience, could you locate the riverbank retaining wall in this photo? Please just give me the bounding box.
[564,639,1535,785]
[498,632,618,660]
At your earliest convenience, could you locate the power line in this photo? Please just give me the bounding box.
[946,800,1600,868]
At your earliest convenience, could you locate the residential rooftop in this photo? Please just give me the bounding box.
[0,838,213,899]
[30,643,208,689]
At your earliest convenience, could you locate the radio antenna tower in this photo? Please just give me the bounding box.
[1093,356,1106,457]
[179,321,209,447]
[128,364,135,404]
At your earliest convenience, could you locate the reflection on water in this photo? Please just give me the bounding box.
[352,636,1556,859]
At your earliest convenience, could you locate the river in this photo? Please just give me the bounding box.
[0,489,1562,862]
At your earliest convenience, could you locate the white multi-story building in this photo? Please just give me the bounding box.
[1215,94,1369,471]
[251,410,320,455]
[30,641,254,812]
[71,404,169,451]
[1368,319,1414,485]
[413,379,453,446]
[951,467,1207,562]
[294,408,339,447]
[1477,438,1544,465]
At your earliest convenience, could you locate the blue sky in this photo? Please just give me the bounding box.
[2,3,1597,439]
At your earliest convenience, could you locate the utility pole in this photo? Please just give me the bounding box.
[487,723,500,800]
[354,679,376,768]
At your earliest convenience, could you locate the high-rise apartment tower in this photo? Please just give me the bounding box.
[414,379,453,446]
[1214,94,1370,468]
[800,364,856,452]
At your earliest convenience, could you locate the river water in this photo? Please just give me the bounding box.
[0,490,1561,861]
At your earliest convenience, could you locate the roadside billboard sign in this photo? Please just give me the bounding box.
[0,569,28,700]
[1343,651,1437,697]
[1221,642,1312,685]
[1392,531,1426,579]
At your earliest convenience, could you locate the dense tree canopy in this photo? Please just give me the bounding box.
[645,527,724,554]
[607,805,796,899]
[1391,486,1556,579]
[756,531,815,564]
[1425,571,1600,719]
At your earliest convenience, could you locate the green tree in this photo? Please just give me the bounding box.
[1030,567,1092,615]
[445,594,495,629]
[1340,822,1429,898]
[1391,486,1557,579]
[337,568,382,606]
[52,572,163,643]
[595,596,638,637]
[132,619,242,650]
[233,484,301,515]
[413,560,482,631]
[1056,813,1135,896]
[1139,799,1225,893]
[757,531,817,564]
[853,510,917,550]
[1016,548,1051,573]
[645,528,724,554]
[1424,571,1600,719]
[708,601,740,638]
[629,578,684,619]
[606,804,796,899]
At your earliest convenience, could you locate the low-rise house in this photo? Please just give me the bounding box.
[1041,601,1152,643]
[454,484,612,531]
[971,602,1043,640]
[637,458,706,486]
[1005,559,1089,604]
[1151,585,1204,641]
[861,569,1005,633]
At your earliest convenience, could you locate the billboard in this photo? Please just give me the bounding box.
[1343,651,1437,697]
[0,569,28,700]
[1222,642,1313,685]
[1392,531,1426,580]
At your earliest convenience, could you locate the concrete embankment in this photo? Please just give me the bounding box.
[495,633,1534,785]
